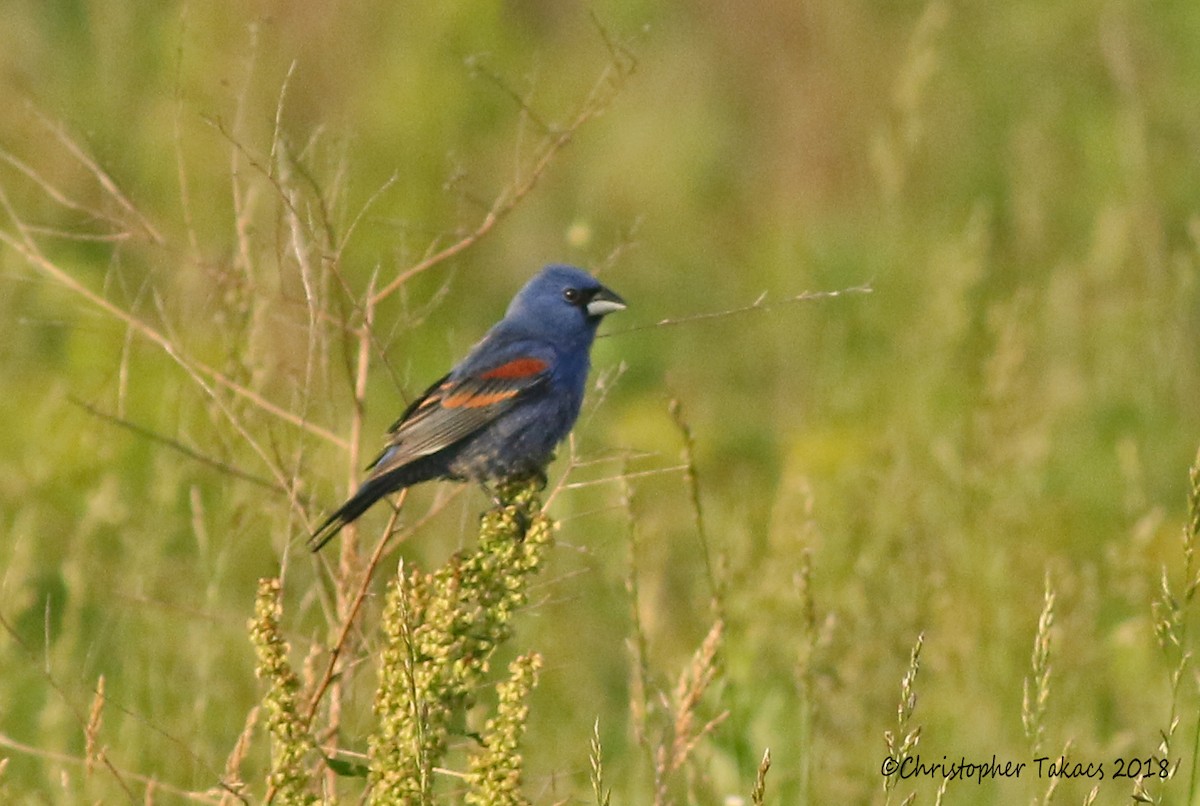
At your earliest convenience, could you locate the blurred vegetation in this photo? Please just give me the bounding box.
[1,0,1199,803]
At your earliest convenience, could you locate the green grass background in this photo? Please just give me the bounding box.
[2,1,1199,803]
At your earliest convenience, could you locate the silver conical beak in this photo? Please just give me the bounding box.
[586,286,626,318]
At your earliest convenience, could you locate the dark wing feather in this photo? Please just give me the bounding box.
[310,354,553,552]
[365,357,551,478]
[385,372,451,435]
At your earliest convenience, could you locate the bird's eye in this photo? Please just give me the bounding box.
[563,288,581,304]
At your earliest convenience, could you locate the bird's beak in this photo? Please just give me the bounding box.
[586,285,627,318]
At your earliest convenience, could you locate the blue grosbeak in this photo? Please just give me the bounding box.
[309,264,626,550]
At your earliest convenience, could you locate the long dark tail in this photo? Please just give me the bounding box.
[308,473,408,552]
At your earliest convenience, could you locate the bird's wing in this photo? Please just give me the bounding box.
[365,354,552,477]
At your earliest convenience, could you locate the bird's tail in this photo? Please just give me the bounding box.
[308,473,405,552]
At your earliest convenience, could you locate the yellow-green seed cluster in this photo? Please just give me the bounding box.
[369,477,553,802]
[466,653,543,806]
[249,578,319,805]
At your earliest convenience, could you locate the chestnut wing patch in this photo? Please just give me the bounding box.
[480,357,550,379]
[367,357,550,475]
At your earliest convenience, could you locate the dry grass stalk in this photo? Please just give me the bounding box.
[84,675,105,777]
[590,718,611,806]
[1023,573,1056,756]
[884,632,925,802]
[750,747,771,806]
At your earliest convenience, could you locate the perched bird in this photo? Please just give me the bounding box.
[309,264,626,551]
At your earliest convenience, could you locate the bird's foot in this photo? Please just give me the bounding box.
[479,484,531,540]
[480,472,547,540]
[528,467,549,491]
[480,480,505,510]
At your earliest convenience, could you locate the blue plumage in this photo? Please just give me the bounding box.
[309,265,626,550]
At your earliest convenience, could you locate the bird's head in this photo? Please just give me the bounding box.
[504,264,626,340]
